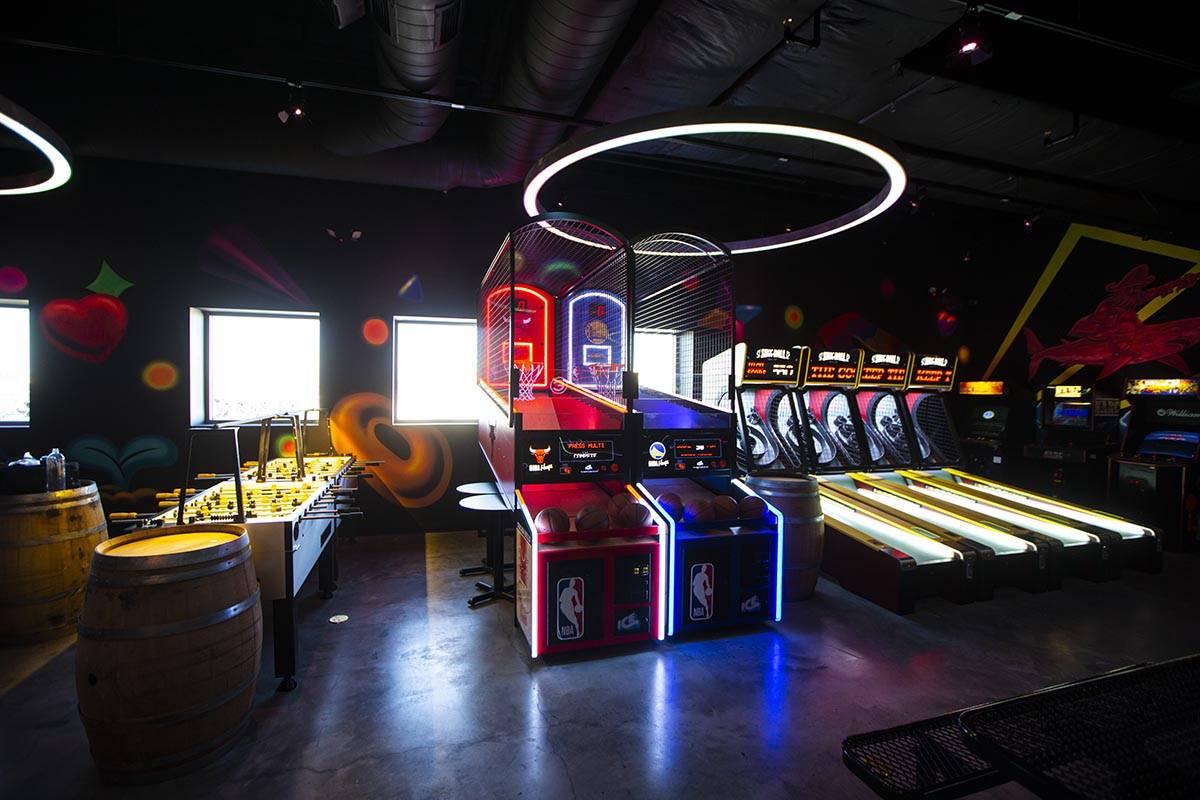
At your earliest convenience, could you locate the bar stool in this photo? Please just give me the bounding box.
[458,492,515,608]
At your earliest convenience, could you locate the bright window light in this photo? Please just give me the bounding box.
[0,301,30,424]
[204,310,319,422]
[701,347,733,409]
[635,330,677,394]
[394,316,477,423]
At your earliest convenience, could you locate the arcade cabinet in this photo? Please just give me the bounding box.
[477,214,666,658]
[955,381,1030,480]
[1110,378,1200,550]
[1021,384,1118,504]
[628,233,782,635]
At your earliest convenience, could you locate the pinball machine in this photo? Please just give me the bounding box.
[736,345,983,614]
[896,356,1160,574]
[476,214,666,658]
[1109,378,1200,550]
[626,233,782,635]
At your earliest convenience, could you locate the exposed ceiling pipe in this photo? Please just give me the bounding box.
[322,0,464,156]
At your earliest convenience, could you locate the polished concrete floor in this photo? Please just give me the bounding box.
[2,531,1198,800]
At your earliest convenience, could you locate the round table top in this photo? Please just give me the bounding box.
[458,494,511,512]
[456,481,500,495]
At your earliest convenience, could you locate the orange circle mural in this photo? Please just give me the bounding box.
[361,318,389,346]
[329,392,453,508]
[141,360,179,391]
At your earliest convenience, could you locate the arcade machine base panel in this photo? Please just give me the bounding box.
[515,483,663,657]
[638,477,779,635]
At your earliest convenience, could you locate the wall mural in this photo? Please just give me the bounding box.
[200,224,312,305]
[1024,264,1200,379]
[39,261,133,363]
[0,266,27,294]
[67,434,178,488]
[329,392,453,508]
[983,224,1200,383]
[397,273,424,303]
[819,311,908,354]
[141,360,180,391]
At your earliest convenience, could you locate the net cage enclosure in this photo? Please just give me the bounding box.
[477,213,635,416]
[630,231,736,430]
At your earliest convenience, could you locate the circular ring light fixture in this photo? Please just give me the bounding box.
[0,94,73,196]
[523,107,906,255]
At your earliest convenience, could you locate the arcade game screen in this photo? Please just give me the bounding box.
[1049,401,1092,429]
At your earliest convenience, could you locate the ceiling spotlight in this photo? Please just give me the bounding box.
[956,6,992,65]
[1023,213,1041,230]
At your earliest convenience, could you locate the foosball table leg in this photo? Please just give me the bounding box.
[273,597,299,692]
[319,533,338,600]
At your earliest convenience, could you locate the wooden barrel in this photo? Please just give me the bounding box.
[75,524,262,783]
[746,476,824,601]
[0,481,107,644]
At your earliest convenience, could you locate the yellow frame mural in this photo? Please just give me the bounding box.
[983,223,1200,383]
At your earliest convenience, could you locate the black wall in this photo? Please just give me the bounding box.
[3,157,1197,531]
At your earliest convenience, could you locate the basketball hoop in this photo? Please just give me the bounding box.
[518,363,544,401]
[587,363,623,402]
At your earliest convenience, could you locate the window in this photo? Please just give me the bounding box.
[192,309,320,423]
[0,300,30,425]
[634,329,679,394]
[393,316,477,423]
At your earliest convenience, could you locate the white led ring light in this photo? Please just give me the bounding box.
[523,107,907,255]
[0,94,73,196]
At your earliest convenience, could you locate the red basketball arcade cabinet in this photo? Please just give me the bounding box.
[477,215,666,658]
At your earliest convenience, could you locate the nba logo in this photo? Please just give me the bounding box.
[556,577,585,640]
[689,563,714,621]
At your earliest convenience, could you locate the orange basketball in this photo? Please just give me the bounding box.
[607,492,633,519]
[683,499,714,523]
[617,502,652,529]
[712,495,739,520]
[656,492,684,521]
[535,507,570,533]
[575,505,610,531]
[738,495,768,519]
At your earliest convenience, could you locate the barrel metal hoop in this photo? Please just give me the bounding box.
[88,548,252,588]
[78,671,258,730]
[0,583,83,607]
[786,514,825,524]
[0,521,108,548]
[77,589,260,640]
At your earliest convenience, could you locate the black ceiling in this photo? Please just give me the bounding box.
[3,0,1199,239]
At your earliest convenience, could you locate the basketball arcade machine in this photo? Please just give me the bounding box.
[736,346,980,614]
[1110,378,1200,550]
[896,356,1160,574]
[477,215,666,658]
[628,233,782,636]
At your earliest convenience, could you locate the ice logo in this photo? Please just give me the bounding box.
[556,577,585,640]
[690,563,714,621]
[648,441,667,460]
[740,594,762,614]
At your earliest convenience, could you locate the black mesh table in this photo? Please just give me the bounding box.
[958,654,1200,800]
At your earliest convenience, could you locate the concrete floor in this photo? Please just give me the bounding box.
[2,531,1198,800]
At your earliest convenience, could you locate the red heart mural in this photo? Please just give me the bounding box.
[40,294,128,363]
